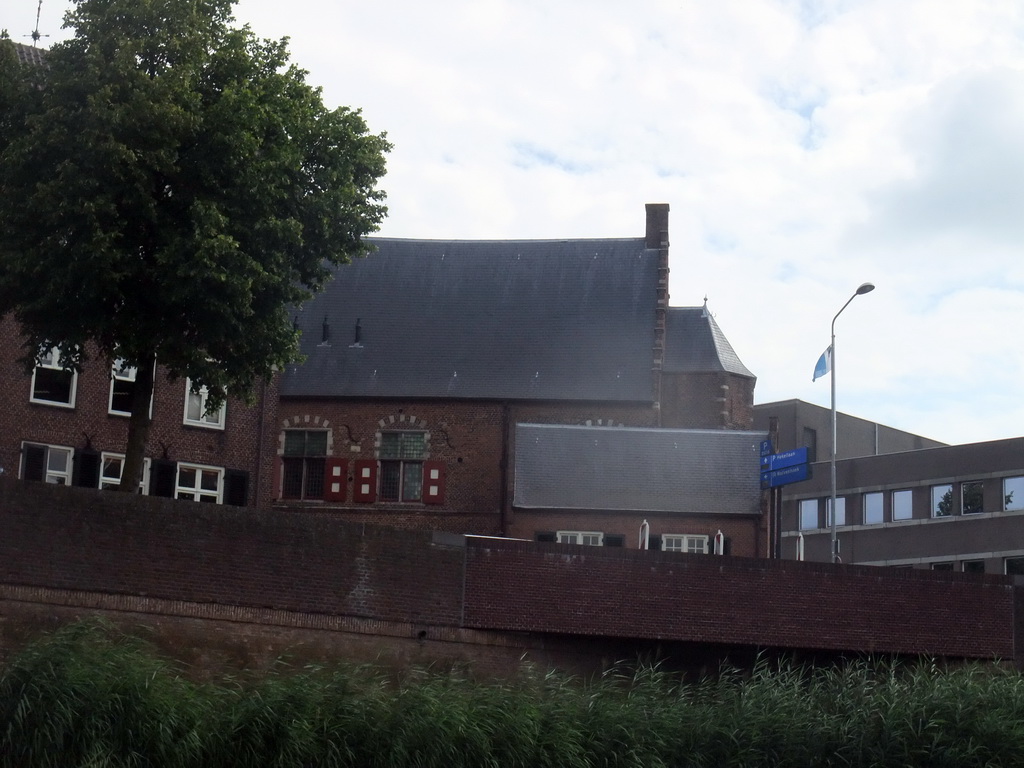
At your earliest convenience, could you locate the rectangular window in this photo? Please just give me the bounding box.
[557,531,603,546]
[931,484,953,517]
[1004,477,1024,512]
[963,560,985,574]
[175,463,223,503]
[826,497,846,527]
[21,443,73,484]
[802,427,818,463]
[30,348,77,408]
[379,431,426,502]
[183,379,226,429]
[962,480,984,515]
[108,360,137,416]
[799,499,818,530]
[99,452,150,493]
[931,562,954,571]
[892,490,913,520]
[662,534,709,554]
[281,430,328,500]
[863,492,884,525]
[1005,557,1024,576]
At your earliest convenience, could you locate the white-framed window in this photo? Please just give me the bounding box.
[931,562,954,571]
[20,442,73,484]
[175,463,223,503]
[30,347,77,408]
[108,359,155,417]
[183,379,226,429]
[963,560,985,574]
[1005,477,1024,512]
[826,497,846,527]
[892,489,913,520]
[931,484,953,517]
[799,499,818,530]
[863,492,884,525]
[557,530,603,546]
[99,452,150,493]
[662,534,709,554]
[379,431,426,502]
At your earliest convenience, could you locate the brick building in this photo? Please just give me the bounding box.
[0,315,278,507]
[2,199,761,549]
[274,203,761,549]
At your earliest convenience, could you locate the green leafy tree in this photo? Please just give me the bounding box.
[0,0,389,491]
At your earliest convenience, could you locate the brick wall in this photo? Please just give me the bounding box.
[2,479,1018,668]
[0,479,464,626]
[462,538,1018,661]
[0,315,278,506]
[273,397,661,532]
[661,372,755,430]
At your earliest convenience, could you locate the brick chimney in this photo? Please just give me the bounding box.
[645,203,670,425]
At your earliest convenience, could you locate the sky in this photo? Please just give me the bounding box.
[12,0,1024,447]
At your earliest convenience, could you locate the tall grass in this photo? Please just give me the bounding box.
[3,621,1024,767]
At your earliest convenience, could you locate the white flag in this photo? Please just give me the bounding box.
[812,346,832,382]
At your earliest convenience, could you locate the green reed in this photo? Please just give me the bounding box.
[4,622,1024,767]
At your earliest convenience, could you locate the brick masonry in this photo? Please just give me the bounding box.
[0,315,278,506]
[0,479,1020,670]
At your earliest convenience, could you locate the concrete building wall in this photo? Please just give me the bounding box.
[753,399,945,461]
[782,437,1024,572]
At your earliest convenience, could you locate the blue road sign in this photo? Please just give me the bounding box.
[759,446,809,471]
[760,440,773,457]
[760,462,812,489]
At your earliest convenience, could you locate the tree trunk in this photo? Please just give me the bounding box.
[117,352,157,493]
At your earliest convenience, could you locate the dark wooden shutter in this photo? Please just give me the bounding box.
[536,531,556,543]
[73,450,101,488]
[422,460,445,505]
[324,458,348,502]
[352,459,377,503]
[604,534,625,548]
[272,456,282,500]
[22,444,46,481]
[649,535,662,552]
[224,469,249,507]
[150,460,177,498]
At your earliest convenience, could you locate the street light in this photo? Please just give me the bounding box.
[830,281,875,564]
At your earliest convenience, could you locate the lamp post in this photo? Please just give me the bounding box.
[830,282,875,564]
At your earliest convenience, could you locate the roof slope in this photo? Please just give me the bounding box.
[9,41,47,67]
[663,306,755,378]
[513,423,767,514]
[282,237,659,401]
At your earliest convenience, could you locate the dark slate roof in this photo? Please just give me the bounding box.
[281,237,659,401]
[10,41,47,67]
[663,304,755,378]
[513,423,768,514]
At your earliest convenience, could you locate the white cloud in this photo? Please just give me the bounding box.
[21,0,1024,445]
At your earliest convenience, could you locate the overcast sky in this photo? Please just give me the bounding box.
[16,0,1024,447]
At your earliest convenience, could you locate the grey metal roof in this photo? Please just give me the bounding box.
[664,306,755,378]
[513,423,768,514]
[281,237,659,402]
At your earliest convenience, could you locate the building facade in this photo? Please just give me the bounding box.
[0,314,278,507]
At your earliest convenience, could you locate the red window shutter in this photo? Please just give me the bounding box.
[422,461,446,505]
[324,457,348,502]
[353,459,377,503]
[272,456,282,500]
